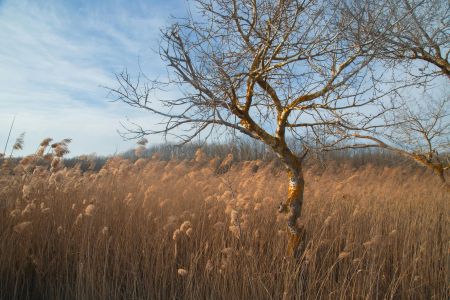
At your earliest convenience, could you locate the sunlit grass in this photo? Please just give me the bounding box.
[0,150,448,299]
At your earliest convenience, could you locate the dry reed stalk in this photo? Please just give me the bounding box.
[0,145,448,299]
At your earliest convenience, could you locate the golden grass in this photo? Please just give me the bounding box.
[0,155,448,299]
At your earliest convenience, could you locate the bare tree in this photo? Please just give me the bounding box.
[350,94,450,188]
[338,0,449,79]
[109,0,420,256]
[337,0,450,187]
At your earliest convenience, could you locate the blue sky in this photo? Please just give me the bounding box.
[0,0,187,156]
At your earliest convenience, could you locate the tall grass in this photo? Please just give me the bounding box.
[0,152,448,299]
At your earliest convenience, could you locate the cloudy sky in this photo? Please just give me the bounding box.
[0,0,187,156]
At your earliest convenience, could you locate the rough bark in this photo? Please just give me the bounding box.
[277,152,306,257]
[433,166,450,192]
[286,167,305,257]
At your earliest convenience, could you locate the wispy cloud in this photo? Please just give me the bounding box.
[0,0,186,156]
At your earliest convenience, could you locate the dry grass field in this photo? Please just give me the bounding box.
[0,151,448,299]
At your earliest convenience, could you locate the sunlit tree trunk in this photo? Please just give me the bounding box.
[285,165,305,257]
[275,147,306,257]
[431,165,450,191]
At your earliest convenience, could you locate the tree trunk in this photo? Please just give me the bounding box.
[278,161,305,257]
[434,167,450,191]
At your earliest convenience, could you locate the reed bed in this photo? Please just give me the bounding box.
[0,152,448,299]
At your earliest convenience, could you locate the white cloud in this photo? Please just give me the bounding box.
[0,0,189,156]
